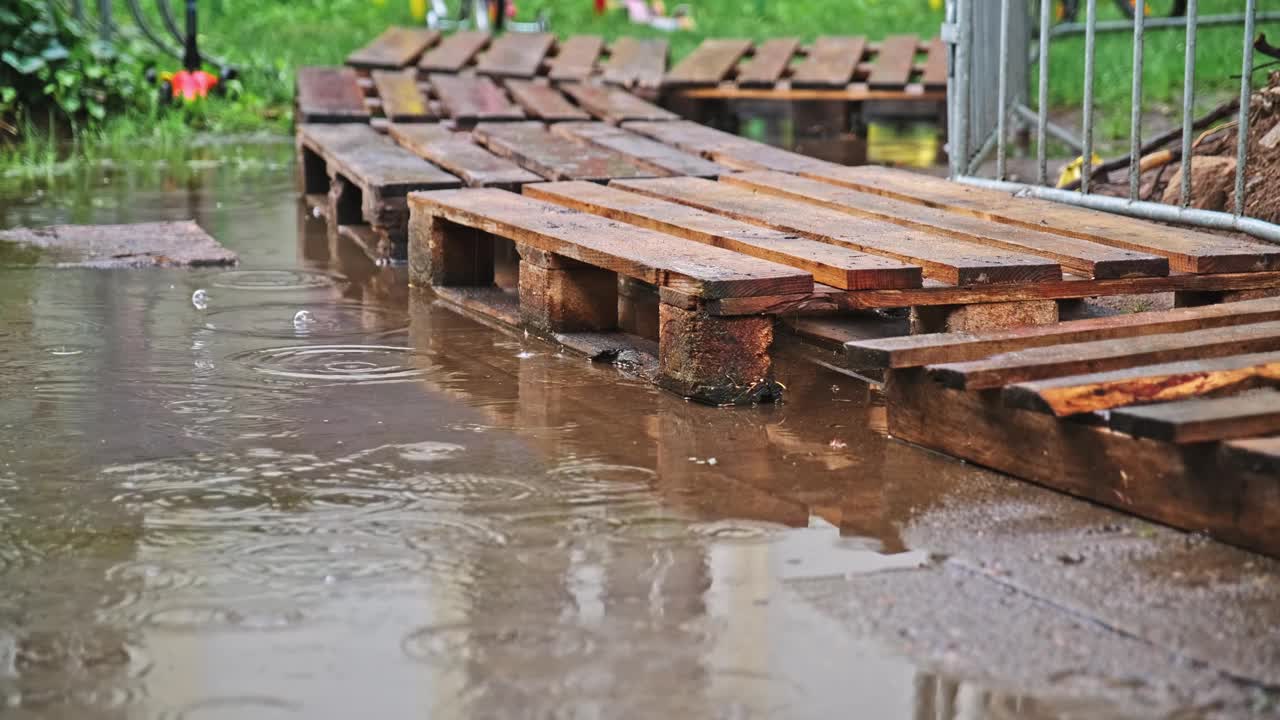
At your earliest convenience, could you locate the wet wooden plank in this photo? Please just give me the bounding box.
[921,37,947,91]
[735,38,801,87]
[0,221,237,268]
[387,122,541,189]
[665,38,753,87]
[724,171,1169,280]
[504,80,591,121]
[1003,350,1280,417]
[622,120,839,173]
[559,83,677,123]
[1110,390,1280,444]
[371,69,432,122]
[1220,436,1280,475]
[601,37,668,89]
[428,73,525,122]
[804,166,1280,275]
[472,121,655,182]
[928,320,1280,391]
[525,181,921,290]
[550,122,726,178]
[846,296,1280,370]
[866,34,918,89]
[410,188,813,298]
[299,123,460,195]
[613,177,1061,287]
[548,35,605,81]
[347,27,440,69]
[790,36,866,88]
[296,66,370,122]
[475,32,555,78]
[418,30,491,73]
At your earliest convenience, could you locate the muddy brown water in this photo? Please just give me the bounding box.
[0,140,1277,719]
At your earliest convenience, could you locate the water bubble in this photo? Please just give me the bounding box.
[49,346,83,357]
[292,310,315,331]
[191,289,209,310]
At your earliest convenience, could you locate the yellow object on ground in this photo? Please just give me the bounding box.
[1057,153,1104,188]
[410,0,427,20]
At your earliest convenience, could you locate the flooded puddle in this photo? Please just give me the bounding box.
[0,139,1273,719]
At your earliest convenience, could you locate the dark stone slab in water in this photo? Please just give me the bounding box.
[0,221,237,268]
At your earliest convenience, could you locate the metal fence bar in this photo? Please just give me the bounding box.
[1179,0,1198,207]
[1080,0,1097,195]
[950,0,971,177]
[1235,0,1258,217]
[1014,104,1083,153]
[1128,6,1144,201]
[1036,0,1052,186]
[1052,11,1280,37]
[995,0,1011,180]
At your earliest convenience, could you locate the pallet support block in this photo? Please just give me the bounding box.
[909,299,1059,334]
[329,174,364,226]
[618,277,659,341]
[517,245,618,333]
[657,302,780,405]
[299,144,329,195]
[408,213,495,287]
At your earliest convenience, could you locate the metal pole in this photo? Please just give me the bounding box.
[1052,11,1280,37]
[952,0,972,178]
[1081,0,1097,194]
[1179,0,1198,207]
[1036,0,1052,186]
[1014,104,1083,153]
[1234,0,1257,217]
[996,0,1011,180]
[1128,0,1145,201]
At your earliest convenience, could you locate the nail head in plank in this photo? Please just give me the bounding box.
[601,37,668,89]
[419,30,491,73]
[735,38,801,87]
[866,34,918,89]
[724,171,1168,279]
[550,122,726,178]
[525,180,922,290]
[804,166,1280,274]
[1109,389,1280,444]
[387,122,541,189]
[296,66,370,122]
[559,83,677,123]
[665,38,754,87]
[347,27,440,69]
[622,120,839,173]
[503,79,591,121]
[549,35,605,81]
[790,36,867,88]
[475,32,555,78]
[472,121,656,182]
[299,123,460,196]
[409,188,812,298]
[428,73,525,122]
[371,69,433,121]
[612,177,1061,287]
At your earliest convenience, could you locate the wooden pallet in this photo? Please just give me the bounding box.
[347,26,441,70]
[844,297,1280,558]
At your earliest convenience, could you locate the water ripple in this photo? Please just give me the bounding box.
[210,269,342,292]
[228,345,433,385]
[202,302,406,340]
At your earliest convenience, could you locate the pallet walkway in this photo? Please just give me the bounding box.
[845,296,1280,558]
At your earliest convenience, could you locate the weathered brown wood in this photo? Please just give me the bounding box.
[518,252,619,333]
[658,302,780,405]
[735,38,800,87]
[621,120,839,173]
[503,80,591,121]
[371,69,433,121]
[408,213,495,287]
[804,166,1280,274]
[1109,390,1280,444]
[665,38,753,87]
[525,181,923,290]
[475,32,555,78]
[0,220,237,268]
[866,34,918,89]
[921,37,947,90]
[296,66,371,122]
[673,85,944,101]
[929,320,1280,390]
[612,177,1062,286]
[723,171,1169,280]
[549,122,726,178]
[548,35,604,81]
[601,37,668,89]
[418,30,490,72]
[846,295,1280,369]
[559,83,678,123]
[886,368,1280,559]
[347,27,440,69]
[428,73,525,122]
[387,123,541,189]
[472,121,655,182]
[299,123,460,197]
[1220,436,1280,475]
[1004,351,1280,417]
[791,36,867,88]
[408,188,813,299]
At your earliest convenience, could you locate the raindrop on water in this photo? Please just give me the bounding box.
[191,289,209,310]
[292,310,316,330]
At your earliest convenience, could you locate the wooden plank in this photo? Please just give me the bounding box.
[418,30,491,73]
[428,74,524,122]
[298,123,460,195]
[409,188,813,298]
[503,80,591,121]
[866,34,918,89]
[920,37,947,91]
[674,85,945,101]
[735,38,800,88]
[928,320,1280,391]
[790,36,866,88]
[803,166,1280,275]
[1110,390,1280,444]
[296,66,370,122]
[548,35,604,81]
[559,83,678,123]
[550,122,726,178]
[347,27,440,69]
[1220,436,1280,475]
[387,123,541,189]
[1003,350,1280,417]
[525,181,923,290]
[472,121,655,182]
[723,171,1169,280]
[370,69,432,122]
[846,296,1280,370]
[665,38,753,87]
[612,177,1062,287]
[475,32,555,78]
[622,120,839,173]
[601,37,668,89]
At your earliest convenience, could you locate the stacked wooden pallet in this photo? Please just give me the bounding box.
[845,298,1280,558]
